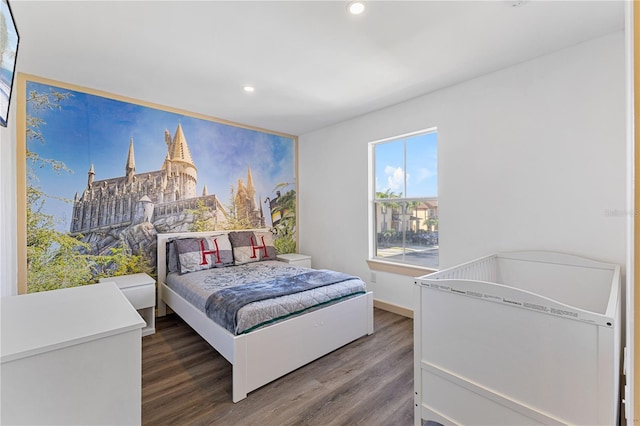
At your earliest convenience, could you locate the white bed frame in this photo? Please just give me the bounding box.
[156,230,374,402]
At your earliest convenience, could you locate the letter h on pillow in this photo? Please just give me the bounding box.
[229,231,277,265]
[174,235,234,274]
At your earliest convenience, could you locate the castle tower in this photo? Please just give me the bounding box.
[233,169,264,227]
[133,195,154,225]
[125,138,135,184]
[246,165,257,213]
[165,123,197,199]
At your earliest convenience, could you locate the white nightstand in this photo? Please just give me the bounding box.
[100,273,156,336]
[276,253,312,268]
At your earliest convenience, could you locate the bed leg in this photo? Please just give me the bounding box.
[232,368,248,402]
[232,388,247,403]
[232,338,248,403]
[157,299,167,317]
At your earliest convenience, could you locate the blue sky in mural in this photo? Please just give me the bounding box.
[26,81,296,232]
[375,131,437,198]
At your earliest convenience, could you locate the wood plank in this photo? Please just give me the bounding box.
[142,308,414,425]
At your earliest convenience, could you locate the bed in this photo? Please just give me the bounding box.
[156,229,374,402]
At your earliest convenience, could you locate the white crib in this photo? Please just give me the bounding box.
[414,251,621,426]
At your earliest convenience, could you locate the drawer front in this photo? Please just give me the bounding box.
[121,285,155,309]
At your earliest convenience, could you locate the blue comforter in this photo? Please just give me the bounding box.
[205,269,357,334]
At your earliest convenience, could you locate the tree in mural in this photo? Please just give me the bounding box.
[188,199,217,232]
[26,88,147,292]
[268,183,296,254]
[26,185,94,292]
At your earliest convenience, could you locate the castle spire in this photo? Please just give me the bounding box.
[169,123,195,165]
[164,129,172,149]
[246,165,257,212]
[246,165,255,191]
[87,164,95,187]
[126,138,136,184]
[258,196,265,225]
[237,178,246,194]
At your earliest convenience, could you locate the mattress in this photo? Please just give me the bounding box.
[166,260,366,334]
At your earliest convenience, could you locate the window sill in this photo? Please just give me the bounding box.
[367,259,437,278]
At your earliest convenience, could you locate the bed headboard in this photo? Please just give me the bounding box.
[156,229,270,284]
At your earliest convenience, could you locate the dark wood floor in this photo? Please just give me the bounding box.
[142,308,414,426]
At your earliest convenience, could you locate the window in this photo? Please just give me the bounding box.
[369,128,438,270]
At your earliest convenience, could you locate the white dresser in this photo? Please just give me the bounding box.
[1,282,145,425]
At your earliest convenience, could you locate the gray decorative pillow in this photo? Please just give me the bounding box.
[174,235,234,274]
[228,230,277,265]
[167,240,180,273]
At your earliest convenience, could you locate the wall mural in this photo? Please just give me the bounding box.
[19,74,297,293]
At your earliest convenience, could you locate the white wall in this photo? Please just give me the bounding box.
[0,31,627,304]
[0,100,17,297]
[298,31,627,311]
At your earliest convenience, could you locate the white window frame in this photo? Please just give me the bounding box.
[367,127,438,275]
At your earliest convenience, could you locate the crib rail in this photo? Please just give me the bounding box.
[422,254,498,283]
[415,251,620,328]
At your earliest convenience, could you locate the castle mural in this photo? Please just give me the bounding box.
[70,124,265,236]
[21,76,296,292]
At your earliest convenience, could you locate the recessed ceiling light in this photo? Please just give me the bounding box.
[243,85,255,93]
[347,1,365,15]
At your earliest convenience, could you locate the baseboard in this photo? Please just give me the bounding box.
[374,299,413,319]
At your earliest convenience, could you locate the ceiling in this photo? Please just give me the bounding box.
[10,0,625,136]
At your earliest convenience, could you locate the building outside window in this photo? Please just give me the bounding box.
[370,128,438,269]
